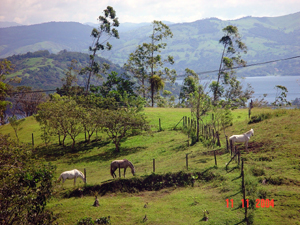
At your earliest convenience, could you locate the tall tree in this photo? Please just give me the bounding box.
[211,25,252,108]
[80,6,119,93]
[125,21,177,107]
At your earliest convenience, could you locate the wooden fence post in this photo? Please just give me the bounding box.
[32,133,34,149]
[241,158,244,176]
[153,159,155,173]
[159,118,161,131]
[214,150,217,166]
[186,154,188,170]
[119,164,121,178]
[241,158,248,223]
[84,168,87,186]
[226,135,229,152]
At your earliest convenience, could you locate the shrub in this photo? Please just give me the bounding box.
[251,167,265,176]
[248,112,272,124]
[77,217,94,225]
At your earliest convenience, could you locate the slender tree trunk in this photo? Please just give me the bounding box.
[86,35,101,94]
[196,117,200,142]
[151,84,154,107]
[214,44,227,103]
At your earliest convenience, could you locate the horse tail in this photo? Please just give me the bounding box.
[110,162,114,177]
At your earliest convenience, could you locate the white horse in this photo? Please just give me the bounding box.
[229,129,254,153]
[57,169,86,186]
[110,159,135,178]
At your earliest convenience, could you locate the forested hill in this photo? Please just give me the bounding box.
[5,50,125,90]
[1,12,300,77]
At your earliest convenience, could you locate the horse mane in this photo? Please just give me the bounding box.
[74,169,85,178]
[245,129,253,135]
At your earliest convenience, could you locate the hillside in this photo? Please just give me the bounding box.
[5,50,125,90]
[1,13,300,77]
[1,107,300,224]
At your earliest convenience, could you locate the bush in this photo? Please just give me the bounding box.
[248,112,272,124]
[251,167,265,176]
[77,217,94,225]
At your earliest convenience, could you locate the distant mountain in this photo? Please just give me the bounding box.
[1,13,299,77]
[5,50,125,90]
[0,22,92,57]
[84,21,174,33]
[0,21,22,28]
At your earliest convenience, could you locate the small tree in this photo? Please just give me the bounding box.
[57,59,84,97]
[8,115,25,143]
[272,85,291,107]
[189,86,211,142]
[101,98,148,152]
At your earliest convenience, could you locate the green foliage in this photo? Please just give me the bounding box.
[0,134,56,224]
[77,217,94,225]
[90,71,136,103]
[35,95,84,148]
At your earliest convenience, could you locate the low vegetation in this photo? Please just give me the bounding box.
[1,107,300,224]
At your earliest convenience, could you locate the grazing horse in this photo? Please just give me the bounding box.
[110,159,135,178]
[229,129,254,153]
[57,169,86,186]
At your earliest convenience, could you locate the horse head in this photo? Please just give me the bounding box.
[132,167,136,176]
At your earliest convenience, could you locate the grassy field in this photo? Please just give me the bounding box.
[1,107,300,224]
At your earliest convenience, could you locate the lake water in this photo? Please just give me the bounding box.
[177,76,300,104]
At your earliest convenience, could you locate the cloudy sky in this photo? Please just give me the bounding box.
[1,0,300,25]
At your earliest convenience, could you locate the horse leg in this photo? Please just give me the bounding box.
[112,168,117,178]
[74,177,76,186]
[124,168,127,178]
[245,141,248,153]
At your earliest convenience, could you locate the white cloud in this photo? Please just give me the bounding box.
[0,0,299,25]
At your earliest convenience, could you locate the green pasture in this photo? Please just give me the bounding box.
[1,107,300,224]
